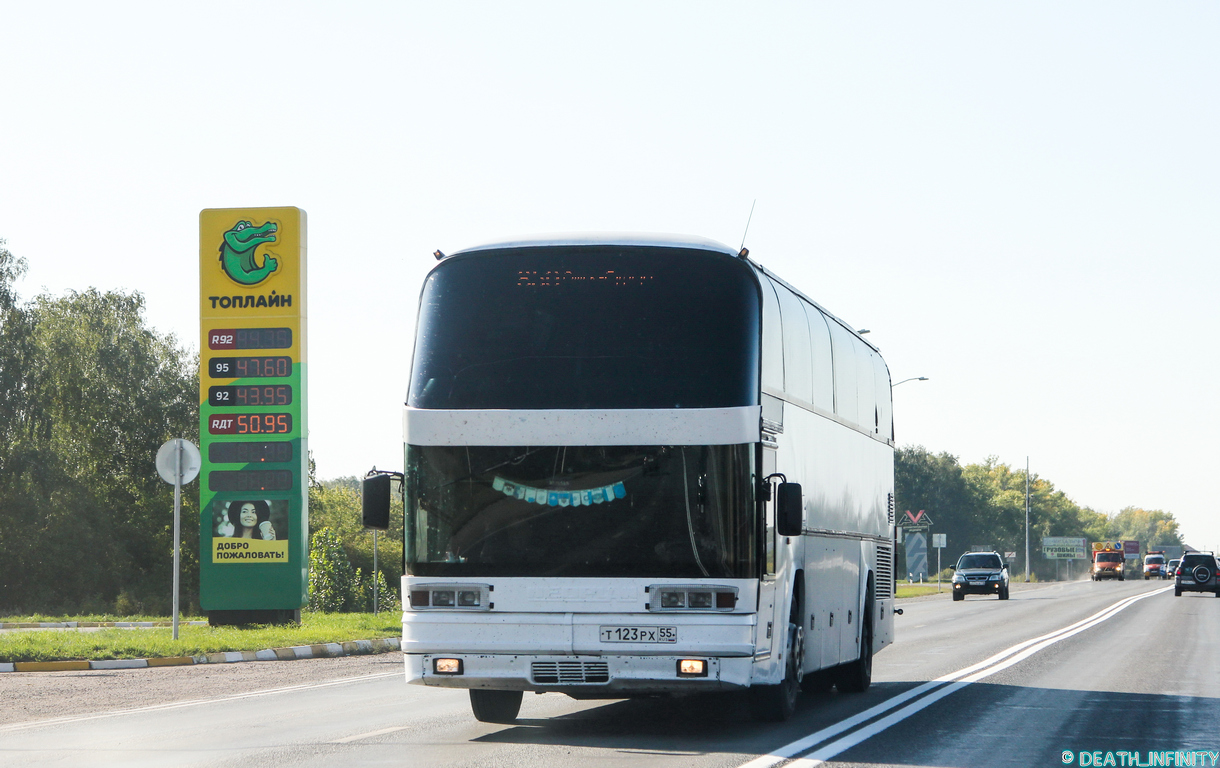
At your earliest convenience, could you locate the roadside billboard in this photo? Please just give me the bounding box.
[199,207,308,622]
[1042,536,1088,560]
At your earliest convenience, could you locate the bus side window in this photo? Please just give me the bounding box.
[827,321,858,427]
[760,278,784,392]
[776,285,813,404]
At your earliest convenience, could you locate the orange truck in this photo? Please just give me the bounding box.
[1092,542,1125,581]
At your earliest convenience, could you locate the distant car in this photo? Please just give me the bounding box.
[1174,552,1220,597]
[1166,559,1181,580]
[951,551,1010,601]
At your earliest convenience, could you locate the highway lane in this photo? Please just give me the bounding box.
[3,579,1214,767]
[820,580,1220,767]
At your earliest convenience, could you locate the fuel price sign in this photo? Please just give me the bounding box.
[199,207,308,623]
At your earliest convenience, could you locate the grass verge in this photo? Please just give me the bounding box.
[896,583,946,599]
[0,612,402,663]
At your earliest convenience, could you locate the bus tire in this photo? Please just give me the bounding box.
[836,594,873,693]
[752,621,802,722]
[469,689,523,724]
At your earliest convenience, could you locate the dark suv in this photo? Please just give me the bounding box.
[951,552,1010,601]
[1174,552,1220,597]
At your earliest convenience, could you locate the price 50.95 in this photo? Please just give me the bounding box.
[208,413,293,435]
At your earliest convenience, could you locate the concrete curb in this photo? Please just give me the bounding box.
[0,637,402,673]
[0,621,210,629]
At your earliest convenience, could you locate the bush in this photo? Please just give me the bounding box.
[114,591,140,616]
[308,527,359,612]
[366,569,399,613]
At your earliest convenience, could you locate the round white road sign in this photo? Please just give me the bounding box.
[156,439,201,485]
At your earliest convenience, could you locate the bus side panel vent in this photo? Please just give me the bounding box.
[875,544,894,599]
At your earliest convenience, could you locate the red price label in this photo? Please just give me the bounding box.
[209,330,236,350]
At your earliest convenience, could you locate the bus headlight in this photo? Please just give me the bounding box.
[660,591,686,608]
[688,592,713,609]
[408,584,492,611]
[649,585,738,612]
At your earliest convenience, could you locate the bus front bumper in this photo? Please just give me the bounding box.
[407,653,754,695]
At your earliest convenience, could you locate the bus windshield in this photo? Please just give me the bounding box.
[405,444,756,578]
[408,246,760,409]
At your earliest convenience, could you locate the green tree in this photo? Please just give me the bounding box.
[1105,507,1182,549]
[895,446,985,569]
[308,469,403,610]
[0,253,197,614]
[894,447,1179,581]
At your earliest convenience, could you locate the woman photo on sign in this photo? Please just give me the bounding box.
[220,500,275,540]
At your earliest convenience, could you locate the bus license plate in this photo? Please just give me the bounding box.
[600,626,677,643]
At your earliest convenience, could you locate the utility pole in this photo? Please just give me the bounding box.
[1025,456,1031,583]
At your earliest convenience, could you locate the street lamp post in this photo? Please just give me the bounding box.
[892,377,929,387]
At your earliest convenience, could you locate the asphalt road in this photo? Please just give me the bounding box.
[3,578,1217,768]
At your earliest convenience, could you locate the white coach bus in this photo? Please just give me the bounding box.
[363,234,897,723]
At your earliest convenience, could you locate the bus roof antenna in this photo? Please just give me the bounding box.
[738,199,756,258]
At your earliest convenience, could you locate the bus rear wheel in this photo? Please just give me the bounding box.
[469,689,523,724]
[836,602,873,693]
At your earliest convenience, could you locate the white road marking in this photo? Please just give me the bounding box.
[330,725,412,743]
[739,585,1172,768]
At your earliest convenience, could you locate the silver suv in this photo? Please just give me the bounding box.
[1174,552,1220,597]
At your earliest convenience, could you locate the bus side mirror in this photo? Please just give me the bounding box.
[362,473,392,531]
[776,482,803,537]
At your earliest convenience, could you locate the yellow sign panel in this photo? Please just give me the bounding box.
[212,538,290,563]
[200,207,307,321]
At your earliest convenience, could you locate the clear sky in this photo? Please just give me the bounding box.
[2,3,1217,550]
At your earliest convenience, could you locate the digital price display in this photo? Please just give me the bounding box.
[208,441,293,464]
[208,327,292,350]
[209,385,292,407]
[209,469,294,492]
[209,413,293,435]
[209,356,292,378]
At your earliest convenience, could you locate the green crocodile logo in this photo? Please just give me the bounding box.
[218,220,280,286]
